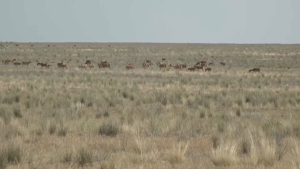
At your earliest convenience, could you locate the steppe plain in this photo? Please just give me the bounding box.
[0,42,300,169]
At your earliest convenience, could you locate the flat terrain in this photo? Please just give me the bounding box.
[0,42,300,169]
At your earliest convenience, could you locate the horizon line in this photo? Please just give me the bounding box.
[0,41,299,45]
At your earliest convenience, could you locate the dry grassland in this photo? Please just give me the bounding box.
[0,42,300,168]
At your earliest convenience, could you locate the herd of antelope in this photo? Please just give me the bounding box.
[1,58,261,73]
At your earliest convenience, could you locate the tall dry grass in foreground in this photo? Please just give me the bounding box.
[0,42,300,168]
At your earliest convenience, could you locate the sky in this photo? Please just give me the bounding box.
[0,0,299,43]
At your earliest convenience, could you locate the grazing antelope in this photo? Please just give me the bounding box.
[157,62,168,69]
[79,64,88,69]
[208,62,214,66]
[194,65,204,71]
[205,68,212,72]
[158,63,168,69]
[188,67,196,71]
[162,58,166,61]
[249,68,260,73]
[171,64,184,70]
[220,62,225,66]
[169,63,176,67]
[3,59,16,64]
[47,63,52,67]
[142,62,151,68]
[57,62,65,66]
[145,60,152,64]
[37,62,50,68]
[195,61,207,68]
[58,62,67,68]
[14,62,21,66]
[98,61,111,69]
[181,64,187,68]
[85,60,92,65]
[37,62,45,66]
[142,60,153,68]
[126,63,134,70]
[22,61,31,66]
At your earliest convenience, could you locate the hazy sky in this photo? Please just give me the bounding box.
[0,0,299,43]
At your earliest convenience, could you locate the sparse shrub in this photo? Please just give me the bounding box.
[291,122,300,137]
[34,128,43,136]
[187,98,194,107]
[0,106,11,124]
[239,139,251,155]
[0,150,6,169]
[245,96,251,103]
[108,100,115,107]
[80,97,85,104]
[48,123,56,135]
[13,107,22,118]
[161,97,168,106]
[203,100,211,109]
[262,120,290,139]
[122,91,128,99]
[0,144,22,167]
[236,97,244,107]
[129,95,134,101]
[87,101,93,107]
[200,111,205,118]
[5,145,21,165]
[236,108,241,117]
[3,125,21,139]
[95,112,102,119]
[24,101,30,109]
[2,96,14,105]
[218,123,225,133]
[98,122,119,137]
[212,135,220,149]
[76,148,93,167]
[103,111,109,118]
[14,95,20,103]
[288,98,297,107]
[57,126,68,137]
[61,152,72,164]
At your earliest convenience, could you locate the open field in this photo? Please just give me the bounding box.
[0,42,300,168]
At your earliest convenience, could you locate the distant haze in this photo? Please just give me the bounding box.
[0,0,299,44]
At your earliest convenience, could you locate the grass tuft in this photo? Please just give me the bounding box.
[211,141,238,166]
[0,144,22,168]
[76,148,93,167]
[166,142,189,164]
[61,151,73,164]
[98,122,119,137]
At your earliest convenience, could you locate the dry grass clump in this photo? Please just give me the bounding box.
[60,148,94,167]
[61,151,73,164]
[165,142,189,164]
[248,135,281,166]
[48,122,57,135]
[0,105,11,125]
[98,122,120,137]
[76,148,93,167]
[0,144,22,168]
[211,140,239,166]
[57,125,68,137]
[211,128,288,167]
